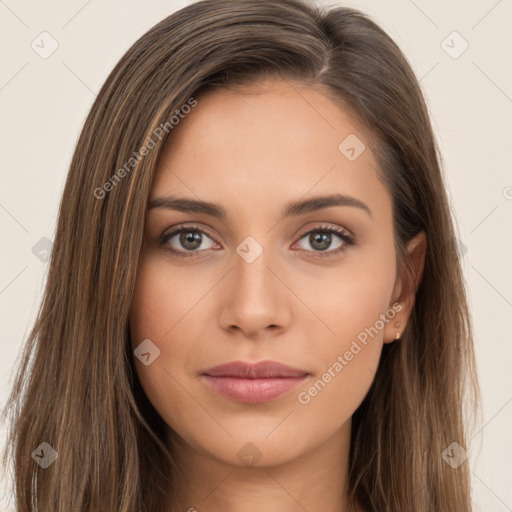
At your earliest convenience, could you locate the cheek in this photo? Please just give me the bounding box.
[128,254,212,423]
[130,276,167,346]
[297,239,397,345]
[129,252,212,344]
[293,242,396,408]
[294,341,379,442]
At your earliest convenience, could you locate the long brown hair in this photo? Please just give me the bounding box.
[1,0,480,510]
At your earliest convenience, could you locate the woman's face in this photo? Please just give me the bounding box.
[129,79,418,468]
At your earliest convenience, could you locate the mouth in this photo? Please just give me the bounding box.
[199,360,310,404]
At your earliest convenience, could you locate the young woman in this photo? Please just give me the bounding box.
[1,0,480,510]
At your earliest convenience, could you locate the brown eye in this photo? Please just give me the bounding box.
[294,225,355,257]
[178,230,203,250]
[307,232,334,251]
[159,225,218,257]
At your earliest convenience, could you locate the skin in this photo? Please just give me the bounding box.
[129,79,426,512]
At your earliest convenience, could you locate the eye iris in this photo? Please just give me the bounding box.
[180,230,202,250]
[310,232,331,251]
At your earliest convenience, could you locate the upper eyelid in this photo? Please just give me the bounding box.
[162,222,349,235]
[162,223,217,242]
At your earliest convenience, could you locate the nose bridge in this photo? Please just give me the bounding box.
[233,236,278,306]
[218,233,291,336]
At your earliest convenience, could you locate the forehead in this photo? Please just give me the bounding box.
[150,80,391,224]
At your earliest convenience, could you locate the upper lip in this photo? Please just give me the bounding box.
[200,360,309,378]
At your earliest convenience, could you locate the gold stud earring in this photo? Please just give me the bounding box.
[393,321,402,340]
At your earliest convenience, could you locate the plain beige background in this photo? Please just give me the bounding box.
[1,0,511,510]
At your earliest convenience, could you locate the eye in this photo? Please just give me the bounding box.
[159,224,219,258]
[159,223,355,259]
[294,224,355,257]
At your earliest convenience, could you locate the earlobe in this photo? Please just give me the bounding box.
[383,300,408,344]
[384,231,427,344]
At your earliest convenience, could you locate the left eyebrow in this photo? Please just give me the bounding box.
[282,193,372,219]
[147,193,372,219]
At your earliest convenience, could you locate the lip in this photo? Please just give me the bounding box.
[200,360,310,403]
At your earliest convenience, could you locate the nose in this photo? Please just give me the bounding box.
[217,247,292,339]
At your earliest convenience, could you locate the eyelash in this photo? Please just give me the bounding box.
[158,223,355,259]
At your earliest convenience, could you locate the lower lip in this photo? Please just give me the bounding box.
[201,375,308,403]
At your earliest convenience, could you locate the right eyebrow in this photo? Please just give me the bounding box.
[148,196,226,218]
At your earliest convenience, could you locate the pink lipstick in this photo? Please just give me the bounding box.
[200,360,310,403]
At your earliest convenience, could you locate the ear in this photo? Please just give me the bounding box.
[383,231,427,344]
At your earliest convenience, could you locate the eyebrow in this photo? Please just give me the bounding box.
[148,193,372,219]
